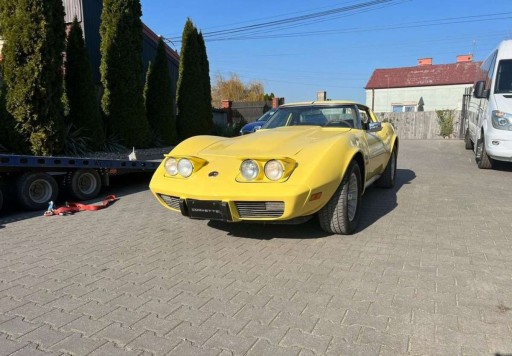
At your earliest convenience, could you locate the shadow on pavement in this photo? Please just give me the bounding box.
[0,172,152,228]
[209,168,416,239]
[209,217,330,240]
[356,168,416,233]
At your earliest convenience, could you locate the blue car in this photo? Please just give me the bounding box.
[239,109,277,135]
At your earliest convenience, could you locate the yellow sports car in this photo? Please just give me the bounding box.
[149,101,398,234]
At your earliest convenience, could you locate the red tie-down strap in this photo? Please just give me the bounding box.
[44,195,118,216]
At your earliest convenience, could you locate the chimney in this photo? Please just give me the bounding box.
[272,97,284,108]
[317,91,327,101]
[457,54,473,63]
[418,58,432,66]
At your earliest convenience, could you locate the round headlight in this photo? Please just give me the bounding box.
[177,159,193,177]
[264,160,284,181]
[164,158,178,175]
[240,160,259,181]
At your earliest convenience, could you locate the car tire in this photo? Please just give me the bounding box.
[476,136,493,169]
[62,169,102,201]
[375,149,397,188]
[318,161,362,235]
[16,172,58,211]
[464,129,473,150]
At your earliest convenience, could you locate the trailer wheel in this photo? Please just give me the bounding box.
[16,172,58,211]
[64,169,102,201]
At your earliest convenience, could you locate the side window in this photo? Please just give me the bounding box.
[357,106,373,129]
[478,50,498,91]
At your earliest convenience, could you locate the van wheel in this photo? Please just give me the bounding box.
[63,169,102,200]
[476,137,493,169]
[318,161,362,235]
[16,172,58,211]
[464,129,473,150]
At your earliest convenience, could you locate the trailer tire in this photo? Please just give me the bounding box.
[16,172,58,211]
[64,169,102,201]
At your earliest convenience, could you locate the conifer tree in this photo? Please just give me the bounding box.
[65,18,105,150]
[0,0,65,155]
[100,0,149,147]
[197,32,214,135]
[176,19,214,141]
[144,38,177,145]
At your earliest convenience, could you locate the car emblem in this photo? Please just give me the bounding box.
[208,171,219,177]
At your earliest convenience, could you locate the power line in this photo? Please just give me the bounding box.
[163,0,403,43]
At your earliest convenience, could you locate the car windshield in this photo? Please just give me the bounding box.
[256,110,276,122]
[262,105,358,129]
[495,59,512,94]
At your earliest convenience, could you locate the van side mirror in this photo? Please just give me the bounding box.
[473,81,489,99]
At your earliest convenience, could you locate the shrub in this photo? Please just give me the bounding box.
[436,109,455,138]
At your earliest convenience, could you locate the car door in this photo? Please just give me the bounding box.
[358,106,388,178]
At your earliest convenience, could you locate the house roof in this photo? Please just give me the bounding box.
[365,61,482,90]
[142,23,180,63]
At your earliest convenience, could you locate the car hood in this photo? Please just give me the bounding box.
[493,94,512,113]
[200,126,352,157]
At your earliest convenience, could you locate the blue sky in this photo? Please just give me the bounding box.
[140,0,512,104]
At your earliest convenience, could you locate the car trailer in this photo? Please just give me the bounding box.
[0,154,161,211]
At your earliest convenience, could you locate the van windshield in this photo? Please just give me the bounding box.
[495,59,512,94]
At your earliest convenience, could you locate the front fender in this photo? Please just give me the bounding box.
[170,135,228,156]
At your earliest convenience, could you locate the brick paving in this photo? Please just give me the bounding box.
[0,140,511,355]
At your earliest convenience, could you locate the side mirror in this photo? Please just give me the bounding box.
[367,122,382,132]
[473,81,489,99]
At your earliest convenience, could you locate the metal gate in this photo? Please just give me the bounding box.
[459,87,473,138]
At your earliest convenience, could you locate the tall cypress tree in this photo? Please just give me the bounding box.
[65,18,105,150]
[197,32,214,135]
[100,0,149,148]
[144,37,177,145]
[0,0,65,155]
[176,19,204,141]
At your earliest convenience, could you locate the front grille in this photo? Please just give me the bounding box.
[235,201,284,218]
[159,194,181,210]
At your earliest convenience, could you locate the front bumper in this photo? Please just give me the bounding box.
[149,170,333,223]
[485,133,512,162]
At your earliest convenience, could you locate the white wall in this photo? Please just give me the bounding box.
[365,84,471,112]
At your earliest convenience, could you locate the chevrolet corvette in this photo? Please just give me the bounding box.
[149,101,398,234]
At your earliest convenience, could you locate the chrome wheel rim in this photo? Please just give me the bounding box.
[347,173,358,221]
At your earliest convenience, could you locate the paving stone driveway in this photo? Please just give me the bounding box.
[1,140,511,356]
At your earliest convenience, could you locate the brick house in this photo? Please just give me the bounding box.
[365,55,481,112]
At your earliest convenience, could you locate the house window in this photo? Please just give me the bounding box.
[392,105,415,112]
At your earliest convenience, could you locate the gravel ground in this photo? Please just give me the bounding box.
[74,146,173,161]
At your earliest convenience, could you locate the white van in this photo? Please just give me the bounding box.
[464,40,512,169]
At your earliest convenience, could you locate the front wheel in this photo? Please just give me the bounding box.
[318,161,362,235]
[476,136,493,169]
[464,129,473,150]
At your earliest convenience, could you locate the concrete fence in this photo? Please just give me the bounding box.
[376,111,462,140]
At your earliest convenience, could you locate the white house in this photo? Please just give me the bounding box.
[365,55,481,112]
